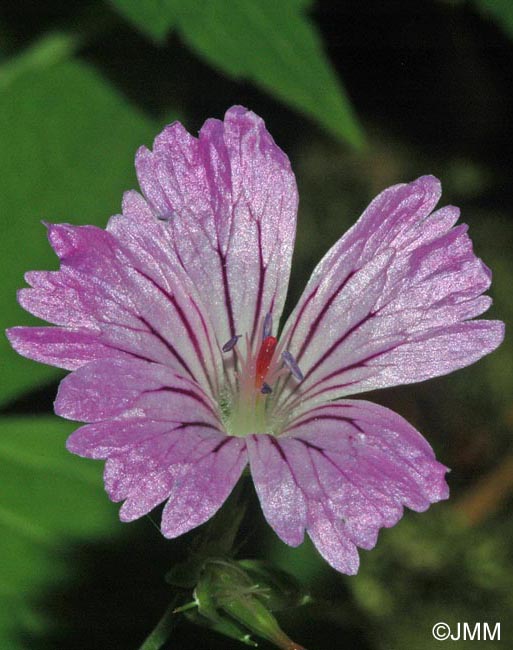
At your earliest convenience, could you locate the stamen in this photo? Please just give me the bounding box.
[263,312,273,339]
[282,350,304,382]
[222,334,241,353]
[261,382,273,394]
[156,209,177,221]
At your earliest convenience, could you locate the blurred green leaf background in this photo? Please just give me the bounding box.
[1,0,512,649]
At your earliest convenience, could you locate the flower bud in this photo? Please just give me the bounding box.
[183,558,308,650]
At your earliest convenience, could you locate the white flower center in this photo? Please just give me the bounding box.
[220,314,303,437]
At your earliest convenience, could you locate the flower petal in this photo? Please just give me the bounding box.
[248,400,448,575]
[277,176,504,413]
[16,221,222,398]
[160,435,247,538]
[246,434,307,548]
[64,359,246,530]
[82,426,244,532]
[6,326,124,370]
[56,358,219,423]
[135,106,298,345]
[71,420,246,530]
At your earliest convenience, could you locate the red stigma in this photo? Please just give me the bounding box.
[255,335,278,389]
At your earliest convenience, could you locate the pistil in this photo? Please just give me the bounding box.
[255,335,278,390]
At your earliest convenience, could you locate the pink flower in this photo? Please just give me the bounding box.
[7,107,504,575]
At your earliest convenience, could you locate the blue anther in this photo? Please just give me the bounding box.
[263,312,273,339]
[282,350,304,381]
[222,335,241,353]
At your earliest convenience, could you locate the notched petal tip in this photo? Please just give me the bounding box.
[5,326,18,345]
[45,222,105,261]
[134,146,153,182]
[492,319,506,347]
[224,104,261,130]
[478,258,493,282]
[135,143,151,161]
[46,222,70,255]
[415,173,440,185]
[225,104,250,118]
[65,432,84,456]
[468,319,506,361]
[413,173,442,195]
[5,326,44,362]
[153,121,191,151]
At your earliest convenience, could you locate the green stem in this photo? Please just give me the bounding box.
[141,477,249,649]
[139,598,179,650]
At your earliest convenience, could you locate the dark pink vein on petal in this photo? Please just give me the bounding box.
[306,309,378,378]
[284,287,319,350]
[173,436,242,469]
[175,421,221,432]
[135,269,215,392]
[187,438,245,475]
[274,272,356,404]
[280,344,396,414]
[109,347,155,365]
[138,314,195,379]
[118,422,219,458]
[284,401,354,428]
[91,301,194,371]
[262,436,310,516]
[294,271,356,363]
[212,437,232,453]
[142,386,219,419]
[284,413,364,434]
[218,247,236,338]
[189,296,219,393]
[277,311,382,413]
[307,345,397,393]
[250,220,266,347]
[268,434,287,461]
[285,403,435,494]
[296,439,397,526]
[264,436,315,517]
[271,286,319,403]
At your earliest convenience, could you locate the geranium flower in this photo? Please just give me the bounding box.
[7,107,504,574]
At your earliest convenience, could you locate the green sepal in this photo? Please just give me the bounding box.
[238,560,312,611]
[191,558,305,650]
[185,609,258,647]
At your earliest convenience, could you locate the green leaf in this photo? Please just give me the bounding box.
[0,32,78,91]
[177,0,363,147]
[0,416,117,649]
[109,0,181,41]
[1,59,156,406]
[474,0,513,40]
[110,0,363,147]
